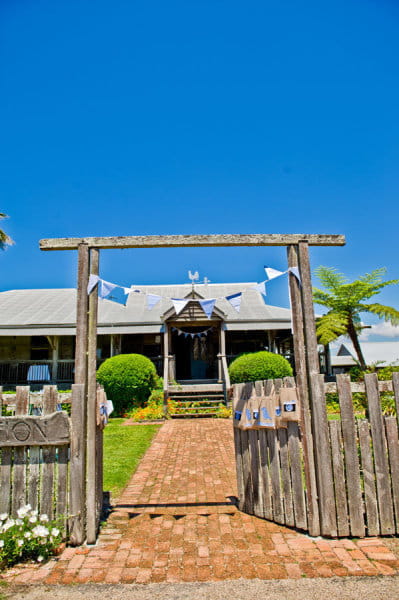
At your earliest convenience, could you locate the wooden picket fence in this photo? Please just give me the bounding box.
[233,372,399,538]
[0,384,105,544]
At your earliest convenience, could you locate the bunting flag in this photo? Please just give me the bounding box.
[288,266,301,285]
[87,274,100,294]
[264,266,286,281]
[146,293,162,311]
[99,279,118,298]
[199,298,216,319]
[226,292,242,313]
[253,280,267,297]
[172,326,213,337]
[103,285,130,306]
[172,298,190,315]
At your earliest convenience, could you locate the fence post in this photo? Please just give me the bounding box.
[69,384,86,545]
[298,241,337,537]
[287,244,320,536]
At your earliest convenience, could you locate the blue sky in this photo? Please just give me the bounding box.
[1,0,399,338]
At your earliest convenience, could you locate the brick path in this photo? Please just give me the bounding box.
[3,419,399,584]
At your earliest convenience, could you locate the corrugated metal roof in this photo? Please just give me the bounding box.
[0,284,292,335]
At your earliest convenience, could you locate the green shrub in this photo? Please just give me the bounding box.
[97,354,157,415]
[228,351,293,384]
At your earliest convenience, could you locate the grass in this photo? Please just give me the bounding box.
[103,418,161,500]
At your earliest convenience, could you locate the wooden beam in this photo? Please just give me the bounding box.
[74,244,89,385]
[86,248,100,544]
[40,233,346,251]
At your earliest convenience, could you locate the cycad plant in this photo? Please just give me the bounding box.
[313,266,399,370]
[0,213,13,250]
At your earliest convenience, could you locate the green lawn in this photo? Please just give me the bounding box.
[103,418,161,500]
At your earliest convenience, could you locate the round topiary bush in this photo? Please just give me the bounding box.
[96,353,157,415]
[228,351,293,384]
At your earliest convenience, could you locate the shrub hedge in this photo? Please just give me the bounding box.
[96,353,157,415]
[228,351,293,384]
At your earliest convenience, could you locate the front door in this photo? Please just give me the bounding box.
[172,327,218,380]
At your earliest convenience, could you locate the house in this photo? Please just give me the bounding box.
[330,341,399,374]
[0,283,293,393]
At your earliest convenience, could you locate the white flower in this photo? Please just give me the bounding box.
[0,513,8,521]
[32,525,49,538]
[39,514,49,523]
[17,505,31,518]
[29,516,37,523]
[37,555,44,562]
[51,528,60,537]
[0,540,4,548]
[15,518,23,526]
[24,532,31,539]
[17,539,23,547]
[3,519,15,530]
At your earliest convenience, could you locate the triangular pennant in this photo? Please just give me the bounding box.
[199,298,216,319]
[87,274,100,294]
[146,293,162,311]
[190,333,195,338]
[288,266,301,285]
[264,266,286,281]
[99,279,117,299]
[184,333,189,338]
[103,285,130,306]
[253,281,267,297]
[226,292,242,313]
[123,287,132,295]
[172,298,189,315]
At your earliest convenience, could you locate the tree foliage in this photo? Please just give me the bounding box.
[0,213,14,250]
[313,266,399,369]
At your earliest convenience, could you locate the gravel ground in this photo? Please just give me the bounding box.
[4,576,399,600]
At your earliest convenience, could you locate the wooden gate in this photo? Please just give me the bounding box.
[0,384,105,545]
[233,372,399,538]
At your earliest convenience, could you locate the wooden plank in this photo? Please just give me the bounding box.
[0,412,70,446]
[364,373,395,535]
[249,429,263,518]
[0,386,2,415]
[69,384,86,545]
[40,233,346,251]
[74,243,89,385]
[95,388,105,524]
[40,386,57,519]
[298,241,337,537]
[234,428,245,510]
[393,372,399,431]
[57,445,68,529]
[328,420,350,537]
[325,380,394,394]
[11,386,29,515]
[286,244,320,536]
[287,422,307,530]
[87,248,100,544]
[258,429,272,520]
[0,447,11,515]
[27,445,40,512]
[278,426,294,527]
[336,374,365,537]
[384,417,399,534]
[240,429,254,515]
[358,419,379,536]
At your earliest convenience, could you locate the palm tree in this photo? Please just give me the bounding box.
[0,213,14,250]
[313,266,399,370]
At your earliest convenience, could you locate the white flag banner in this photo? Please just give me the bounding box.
[87,274,100,294]
[172,298,189,315]
[199,298,216,319]
[264,266,286,281]
[253,281,267,297]
[146,293,162,311]
[226,292,242,313]
[288,266,301,285]
[123,287,133,295]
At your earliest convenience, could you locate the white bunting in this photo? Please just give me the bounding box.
[199,298,216,319]
[288,266,301,285]
[226,292,242,313]
[146,293,162,311]
[253,281,267,297]
[99,279,118,298]
[264,266,286,281]
[87,274,100,294]
[172,298,189,315]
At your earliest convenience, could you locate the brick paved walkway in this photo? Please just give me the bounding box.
[3,419,399,584]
